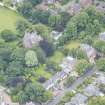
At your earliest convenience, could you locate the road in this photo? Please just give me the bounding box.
[44,66,96,105]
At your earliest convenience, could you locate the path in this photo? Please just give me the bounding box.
[44,66,96,105]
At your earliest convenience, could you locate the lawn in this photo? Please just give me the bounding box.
[49,51,64,64]
[0,6,24,32]
[64,41,80,50]
[35,65,52,80]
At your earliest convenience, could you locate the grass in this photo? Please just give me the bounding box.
[35,65,52,80]
[0,6,24,32]
[64,41,80,50]
[49,51,64,64]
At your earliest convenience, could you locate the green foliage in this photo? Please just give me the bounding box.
[75,60,91,75]
[96,58,105,72]
[25,50,38,67]
[88,97,105,105]
[94,40,105,54]
[58,92,75,105]
[17,2,32,18]
[59,6,104,45]
[1,30,17,42]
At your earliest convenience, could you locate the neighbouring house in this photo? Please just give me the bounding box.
[51,31,62,40]
[12,0,23,7]
[65,93,88,105]
[80,44,97,64]
[43,0,57,5]
[95,72,105,85]
[60,56,76,74]
[67,3,81,15]
[0,87,19,105]
[25,102,36,105]
[94,1,105,13]
[80,0,93,8]
[83,84,104,97]
[23,31,43,48]
[99,32,105,41]
[43,56,76,90]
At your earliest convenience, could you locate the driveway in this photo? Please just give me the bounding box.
[44,66,96,105]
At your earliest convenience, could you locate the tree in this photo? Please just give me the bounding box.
[31,10,50,24]
[11,48,26,64]
[34,24,52,41]
[88,97,105,105]
[1,30,17,42]
[27,0,42,6]
[16,19,29,36]
[93,40,105,54]
[39,40,54,57]
[24,82,52,103]
[34,47,46,64]
[25,50,38,67]
[75,60,91,75]
[96,58,105,72]
[48,14,62,30]
[6,61,24,76]
[17,2,32,18]
[3,0,12,7]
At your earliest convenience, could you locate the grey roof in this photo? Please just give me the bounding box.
[43,56,76,90]
[96,74,105,85]
[60,56,76,74]
[51,31,62,40]
[23,31,43,48]
[80,44,96,58]
[26,102,35,105]
[99,32,105,41]
[83,84,103,97]
[65,93,88,105]
[43,71,67,89]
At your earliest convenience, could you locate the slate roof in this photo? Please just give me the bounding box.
[99,32,105,41]
[83,84,103,97]
[60,56,76,74]
[67,3,82,15]
[23,31,43,48]
[65,93,88,105]
[80,44,97,58]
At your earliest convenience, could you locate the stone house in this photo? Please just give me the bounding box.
[80,44,97,64]
[67,3,82,15]
[99,32,105,41]
[80,0,93,8]
[43,0,57,5]
[65,93,88,105]
[83,84,104,97]
[23,31,43,48]
[43,56,76,90]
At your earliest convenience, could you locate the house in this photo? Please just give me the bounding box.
[0,87,19,105]
[95,72,105,85]
[12,0,23,7]
[43,56,76,90]
[80,0,93,8]
[99,32,105,41]
[67,3,82,15]
[94,1,105,13]
[60,56,76,74]
[23,31,43,48]
[51,31,62,40]
[26,102,35,105]
[80,44,97,64]
[83,84,104,97]
[65,93,88,105]
[43,0,56,5]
